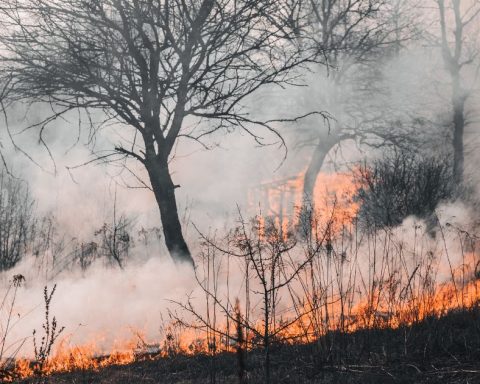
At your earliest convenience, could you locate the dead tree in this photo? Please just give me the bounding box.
[437,0,480,185]
[294,0,418,203]
[0,0,314,265]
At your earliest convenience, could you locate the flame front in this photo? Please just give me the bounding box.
[4,171,480,381]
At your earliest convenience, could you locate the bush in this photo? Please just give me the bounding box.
[0,170,35,270]
[354,151,454,229]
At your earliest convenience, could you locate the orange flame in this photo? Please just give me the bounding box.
[5,171,480,380]
[249,170,359,237]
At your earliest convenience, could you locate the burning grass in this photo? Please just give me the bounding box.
[5,210,480,382]
[10,304,480,384]
[1,171,480,383]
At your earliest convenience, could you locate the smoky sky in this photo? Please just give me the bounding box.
[2,44,477,244]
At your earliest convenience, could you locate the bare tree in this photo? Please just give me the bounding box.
[294,0,418,202]
[0,0,314,265]
[436,0,480,185]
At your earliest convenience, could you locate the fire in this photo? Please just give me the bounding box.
[6,276,480,381]
[11,339,137,380]
[310,171,359,225]
[7,326,217,380]
[249,170,359,237]
[2,172,480,381]
[242,169,480,345]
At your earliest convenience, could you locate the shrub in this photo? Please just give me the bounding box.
[0,170,35,270]
[354,151,454,229]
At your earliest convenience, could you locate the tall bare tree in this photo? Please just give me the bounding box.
[437,0,480,185]
[293,0,417,202]
[0,0,313,265]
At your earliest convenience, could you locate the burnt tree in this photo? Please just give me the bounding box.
[0,0,312,265]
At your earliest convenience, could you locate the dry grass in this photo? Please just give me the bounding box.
[13,305,480,384]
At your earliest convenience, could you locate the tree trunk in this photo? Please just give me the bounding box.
[303,133,341,203]
[452,75,465,185]
[145,157,194,266]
